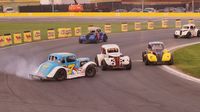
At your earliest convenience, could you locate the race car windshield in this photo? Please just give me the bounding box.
[152,44,164,50]
[182,26,189,29]
[107,48,119,53]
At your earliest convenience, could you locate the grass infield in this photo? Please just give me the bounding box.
[174,44,200,78]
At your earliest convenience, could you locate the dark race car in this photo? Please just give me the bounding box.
[142,41,174,65]
[79,27,108,44]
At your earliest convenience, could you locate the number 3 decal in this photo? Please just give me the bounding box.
[67,64,75,75]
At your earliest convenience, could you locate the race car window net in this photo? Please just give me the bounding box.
[107,48,119,53]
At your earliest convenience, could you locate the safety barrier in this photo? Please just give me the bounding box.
[0,19,196,48]
[0,13,200,17]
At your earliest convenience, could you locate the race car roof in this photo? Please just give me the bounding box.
[101,44,120,49]
[49,52,76,58]
[148,41,164,45]
[88,27,101,31]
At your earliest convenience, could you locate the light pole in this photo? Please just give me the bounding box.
[142,0,144,12]
[51,0,55,12]
[192,0,194,12]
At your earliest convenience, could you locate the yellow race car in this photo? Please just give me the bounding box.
[142,41,174,65]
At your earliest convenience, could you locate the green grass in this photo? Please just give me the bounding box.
[174,44,200,78]
[0,21,165,40]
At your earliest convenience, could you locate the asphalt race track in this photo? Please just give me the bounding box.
[0,28,200,112]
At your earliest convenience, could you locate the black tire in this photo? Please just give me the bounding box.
[168,55,174,65]
[144,57,150,65]
[142,51,146,62]
[95,56,99,67]
[101,60,108,71]
[197,30,200,37]
[79,38,82,44]
[85,64,96,77]
[126,59,132,70]
[186,32,192,39]
[54,69,66,81]
[103,34,108,42]
[174,35,178,39]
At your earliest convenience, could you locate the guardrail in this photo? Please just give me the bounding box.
[0,12,200,17]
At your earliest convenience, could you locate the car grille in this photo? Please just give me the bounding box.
[114,57,120,67]
[156,54,162,62]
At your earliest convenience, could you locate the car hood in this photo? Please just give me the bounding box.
[152,50,163,55]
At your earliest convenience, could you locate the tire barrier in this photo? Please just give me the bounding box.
[74,27,82,36]
[188,19,194,24]
[4,33,12,46]
[121,23,128,32]
[176,19,182,28]
[162,19,168,28]
[47,28,56,40]
[13,33,22,44]
[23,31,32,43]
[147,21,154,30]
[134,22,141,31]
[104,24,111,34]
[0,35,4,47]
[33,30,41,41]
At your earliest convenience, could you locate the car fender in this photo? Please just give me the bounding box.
[182,30,189,36]
[104,58,113,66]
[96,54,104,66]
[174,30,180,35]
[47,66,68,78]
[162,53,171,62]
[194,29,199,36]
[81,61,97,74]
[147,53,157,62]
[120,56,131,64]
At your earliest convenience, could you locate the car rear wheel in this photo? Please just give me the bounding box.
[186,32,192,39]
[85,64,96,77]
[103,34,108,42]
[197,30,200,37]
[79,38,83,44]
[54,69,66,81]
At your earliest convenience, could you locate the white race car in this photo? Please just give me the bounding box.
[95,44,132,70]
[174,24,200,38]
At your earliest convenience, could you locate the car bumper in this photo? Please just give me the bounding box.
[148,61,170,65]
[29,74,50,80]
[107,65,128,69]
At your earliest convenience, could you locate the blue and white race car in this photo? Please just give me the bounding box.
[79,27,108,44]
[30,53,97,81]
